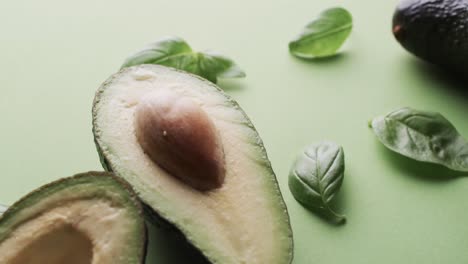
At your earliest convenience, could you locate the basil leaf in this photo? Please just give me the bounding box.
[370,107,468,172]
[121,36,245,83]
[289,7,353,59]
[289,141,346,224]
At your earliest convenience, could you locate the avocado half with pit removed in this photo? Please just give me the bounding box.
[92,65,293,264]
[0,172,146,264]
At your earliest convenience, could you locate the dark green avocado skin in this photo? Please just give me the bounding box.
[393,0,468,75]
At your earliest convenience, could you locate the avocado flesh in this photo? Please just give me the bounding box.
[93,65,293,264]
[393,0,468,75]
[0,172,146,264]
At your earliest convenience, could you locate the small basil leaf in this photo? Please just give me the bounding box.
[289,7,353,59]
[121,36,245,83]
[289,141,346,224]
[370,107,468,172]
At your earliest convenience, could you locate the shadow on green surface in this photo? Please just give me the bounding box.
[291,53,349,65]
[217,79,246,92]
[145,220,210,264]
[407,57,468,99]
[376,142,467,182]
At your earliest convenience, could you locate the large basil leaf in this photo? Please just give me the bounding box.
[289,141,346,223]
[121,36,245,83]
[370,107,468,172]
[289,7,353,59]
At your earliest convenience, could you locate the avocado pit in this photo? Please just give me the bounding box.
[134,90,226,191]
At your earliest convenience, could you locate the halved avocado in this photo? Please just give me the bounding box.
[0,172,146,264]
[92,65,293,264]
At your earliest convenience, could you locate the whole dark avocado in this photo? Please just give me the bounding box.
[393,0,468,75]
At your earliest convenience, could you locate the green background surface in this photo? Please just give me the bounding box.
[1,0,468,263]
